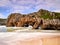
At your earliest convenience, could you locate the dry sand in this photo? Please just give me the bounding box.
[0,33,60,45]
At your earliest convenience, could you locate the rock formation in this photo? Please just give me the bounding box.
[6,13,22,27]
[41,19,60,30]
[16,15,42,29]
[6,9,60,30]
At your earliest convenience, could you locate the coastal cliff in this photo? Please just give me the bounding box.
[0,9,60,30]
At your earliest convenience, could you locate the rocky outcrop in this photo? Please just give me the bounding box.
[6,13,23,27]
[6,9,60,30]
[41,19,60,30]
[6,13,42,29]
[17,16,42,29]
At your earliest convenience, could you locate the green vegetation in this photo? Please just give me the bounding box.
[55,12,60,19]
[0,18,6,22]
[0,18,7,25]
[37,9,60,19]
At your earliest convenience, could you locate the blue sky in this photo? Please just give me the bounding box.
[0,0,60,18]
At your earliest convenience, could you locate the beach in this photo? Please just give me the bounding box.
[0,33,60,45]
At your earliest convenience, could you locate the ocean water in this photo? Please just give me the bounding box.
[0,26,7,32]
[0,26,34,32]
[0,26,60,33]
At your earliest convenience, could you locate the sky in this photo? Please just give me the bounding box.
[0,0,60,18]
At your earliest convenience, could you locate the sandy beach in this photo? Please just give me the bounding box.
[0,33,60,45]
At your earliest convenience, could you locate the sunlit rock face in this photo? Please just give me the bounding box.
[6,13,42,29]
[6,9,60,30]
[6,13,23,27]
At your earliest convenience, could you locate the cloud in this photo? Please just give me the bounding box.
[35,0,60,11]
[7,0,36,13]
[53,10,60,12]
[0,0,60,14]
[0,13,6,19]
[10,0,36,5]
[11,10,24,13]
[0,0,11,7]
[10,0,36,10]
[45,0,60,9]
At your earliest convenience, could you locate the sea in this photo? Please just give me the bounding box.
[0,25,60,33]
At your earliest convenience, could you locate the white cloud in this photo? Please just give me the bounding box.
[45,0,60,9]
[0,13,6,19]
[10,0,36,5]
[53,10,60,12]
[0,0,11,7]
[0,0,60,14]
[11,10,23,13]
[35,0,60,11]
[10,0,36,10]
